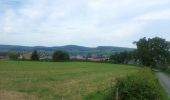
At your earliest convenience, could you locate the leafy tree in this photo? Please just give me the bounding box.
[8,51,19,60]
[31,50,39,61]
[133,37,151,66]
[110,51,131,64]
[134,37,170,69]
[52,50,69,61]
[168,52,170,64]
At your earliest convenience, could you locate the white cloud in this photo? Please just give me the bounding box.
[135,9,170,21]
[0,0,170,47]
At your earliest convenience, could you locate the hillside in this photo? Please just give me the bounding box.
[0,45,134,56]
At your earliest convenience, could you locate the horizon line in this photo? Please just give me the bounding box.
[0,44,136,49]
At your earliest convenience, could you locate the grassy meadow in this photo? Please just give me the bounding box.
[0,60,140,100]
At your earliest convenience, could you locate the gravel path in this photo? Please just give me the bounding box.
[156,72,170,97]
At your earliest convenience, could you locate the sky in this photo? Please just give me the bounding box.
[0,0,170,48]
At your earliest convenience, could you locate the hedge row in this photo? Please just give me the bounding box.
[113,69,164,100]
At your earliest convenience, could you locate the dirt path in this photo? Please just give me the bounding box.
[156,72,170,97]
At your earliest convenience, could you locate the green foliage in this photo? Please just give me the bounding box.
[114,69,163,100]
[31,50,39,61]
[110,51,128,64]
[135,37,170,69]
[166,67,170,75]
[8,51,19,60]
[52,50,69,61]
[110,51,136,64]
[168,52,170,65]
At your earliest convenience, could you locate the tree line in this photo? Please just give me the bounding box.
[7,50,70,61]
[110,37,170,70]
[7,37,170,69]
[31,50,69,61]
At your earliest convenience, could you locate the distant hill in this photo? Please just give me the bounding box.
[0,45,134,56]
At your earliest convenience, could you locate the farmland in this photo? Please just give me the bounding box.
[0,60,140,100]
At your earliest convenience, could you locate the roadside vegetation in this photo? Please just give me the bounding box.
[112,69,168,100]
[166,67,170,76]
[85,68,169,100]
[109,37,170,100]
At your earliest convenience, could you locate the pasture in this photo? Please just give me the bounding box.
[0,60,140,100]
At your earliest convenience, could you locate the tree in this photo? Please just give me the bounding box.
[110,51,131,64]
[134,37,151,66]
[134,37,170,69]
[168,52,170,64]
[52,50,69,61]
[31,50,39,61]
[8,51,19,60]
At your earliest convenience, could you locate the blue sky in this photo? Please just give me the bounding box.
[0,0,170,47]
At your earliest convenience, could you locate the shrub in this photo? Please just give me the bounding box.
[166,67,170,75]
[113,69,163,100]
[52,50,69,61]
[8,51,19,60]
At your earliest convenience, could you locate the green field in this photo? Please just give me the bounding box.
[0,60,140,100]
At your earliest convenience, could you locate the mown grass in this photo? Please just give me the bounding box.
[0,60,140,100]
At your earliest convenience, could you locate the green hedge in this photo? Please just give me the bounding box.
[166,67,170,75]
[113,69,164,100]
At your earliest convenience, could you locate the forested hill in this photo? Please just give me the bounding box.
[0,45,134,55]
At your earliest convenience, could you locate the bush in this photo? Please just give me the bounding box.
[166,67,170,75]
[52,50,69,61]
[113,69,163,100]
[8,51,19,60]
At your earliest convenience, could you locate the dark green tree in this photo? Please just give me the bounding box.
[31,50,39,61]
[52,50,69,61]
[134,37,151,66]
[134,37,170,69]
[168,52,170,64]
[110,51,130,64]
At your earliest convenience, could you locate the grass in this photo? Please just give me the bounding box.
[165,67,170,100]
[0,60,140,100]
[159,85,170,100]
